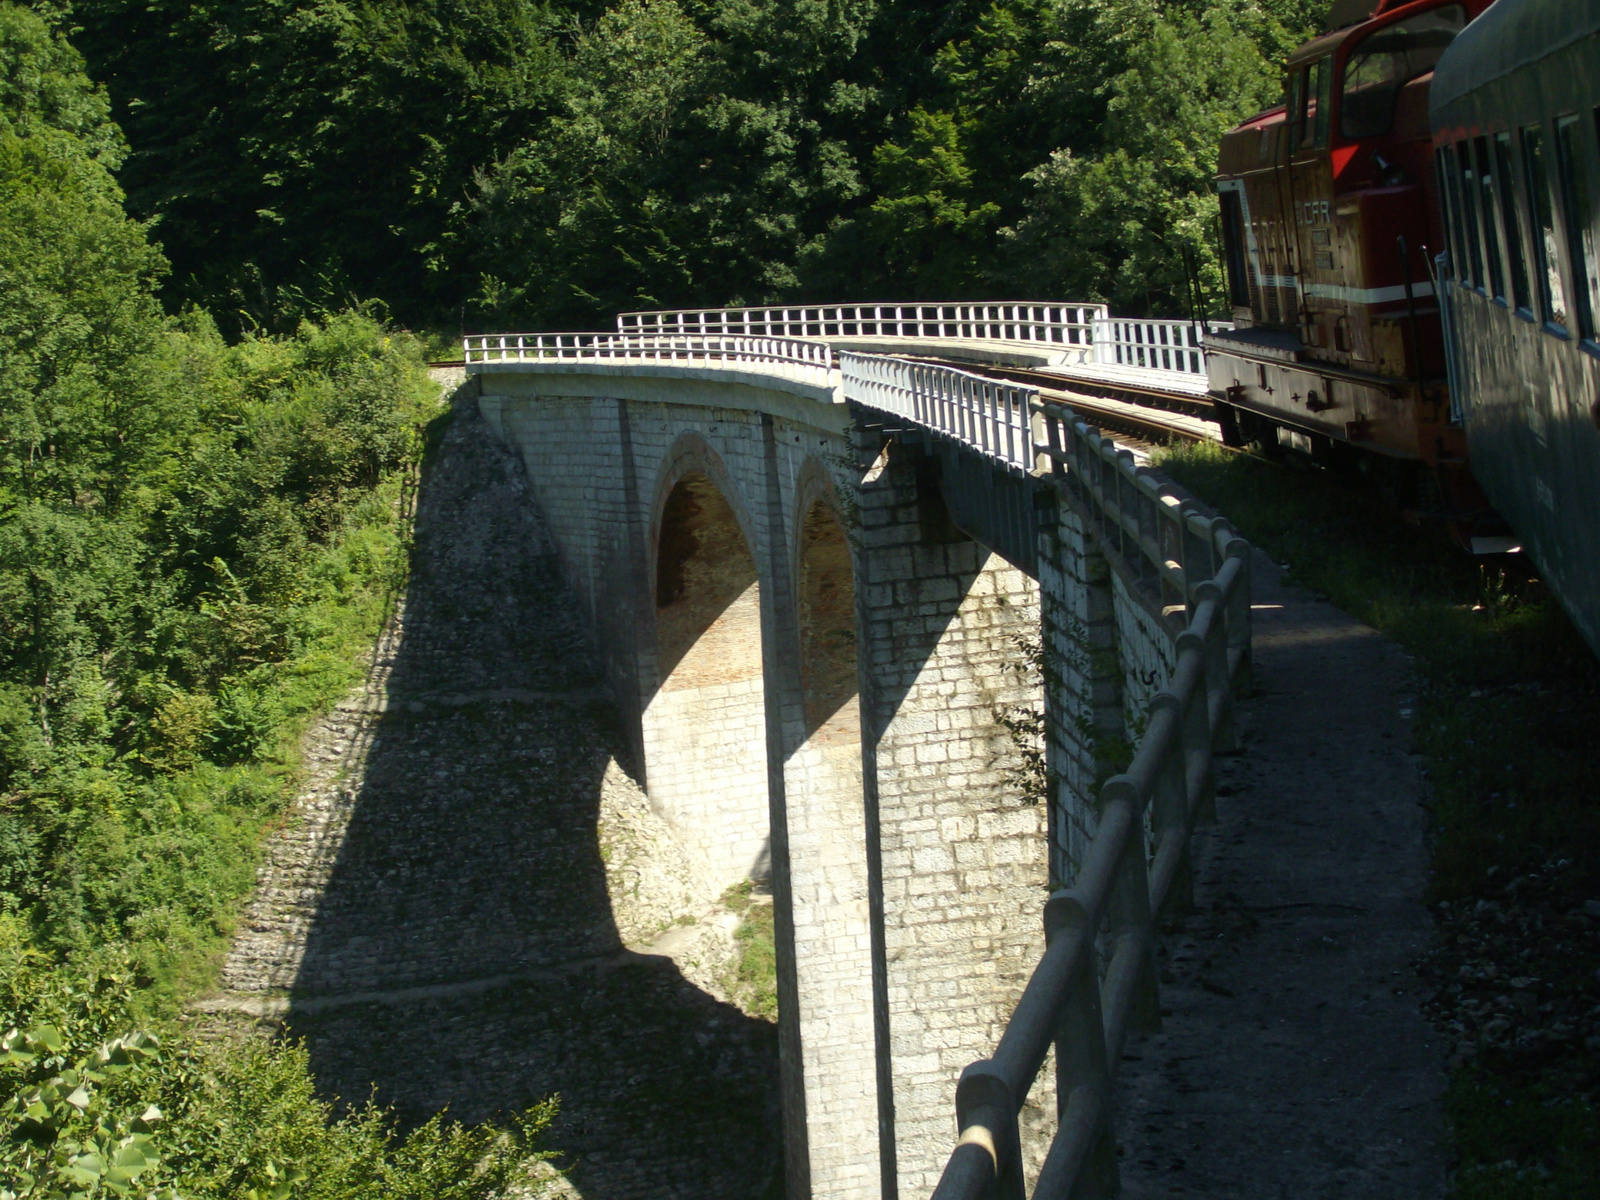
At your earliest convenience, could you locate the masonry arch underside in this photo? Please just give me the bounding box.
[645,468,771,896]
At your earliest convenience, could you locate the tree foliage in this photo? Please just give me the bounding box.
[0,951,557,1198]
[55,0,1326,326]
[0,9,558,1192]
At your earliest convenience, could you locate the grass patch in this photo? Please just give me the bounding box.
[721,881,778,1021]
[1154,441,1600,1195]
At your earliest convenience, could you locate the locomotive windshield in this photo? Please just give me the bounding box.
[1341,5,1467,138]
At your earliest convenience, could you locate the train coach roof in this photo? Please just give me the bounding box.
[1431,0,1600,113]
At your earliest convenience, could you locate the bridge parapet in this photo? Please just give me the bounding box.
[463,330,839,393]
[615,301,1233,383]
[618,301,1104,348]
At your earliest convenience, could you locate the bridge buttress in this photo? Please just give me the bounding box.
[1037,499,1128,884]
[854,438,1051,1198]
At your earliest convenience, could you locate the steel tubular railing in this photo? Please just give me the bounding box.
[461,331,836,383]
[886,388,1249,1200]
[839,352,1036,474]
[618,302,1106,347]
[929,562,1248,1199]
[1089,318,1234,376]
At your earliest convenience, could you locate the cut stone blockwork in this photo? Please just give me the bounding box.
[196,358,1201,1200]
[479,376,883,1199]
[205,396,782,1200]
[852,436,1050,1197]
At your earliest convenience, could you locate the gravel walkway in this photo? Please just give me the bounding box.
[1113,553,1447,1198]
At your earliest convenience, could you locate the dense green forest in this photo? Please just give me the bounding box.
[63,0,1320,334]
[0,0,1330,1193]
[0,4,554,1192]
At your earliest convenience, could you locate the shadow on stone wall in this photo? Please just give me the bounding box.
[285,397,781,1200]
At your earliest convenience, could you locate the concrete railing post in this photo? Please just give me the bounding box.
[1175,631,1217,827]
[950,1064,1024,1200]
[1102,777,1161,1042]
[1146,693,1193,915]
[1194,583,1233,751]
[1040,894,1118,1200]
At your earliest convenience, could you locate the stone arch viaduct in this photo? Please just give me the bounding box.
[467,304,1253,1200]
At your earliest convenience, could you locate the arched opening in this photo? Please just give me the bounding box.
[797,500,859,744]
[644,472,772,894]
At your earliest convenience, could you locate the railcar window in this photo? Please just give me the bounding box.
[1340,6,1466,139]
[1313,56,1333,148]
[1494,131,1532,314]
[1298,57,1333,150]
[1459,140,1486,290]
[1220,190,1252,308]
[1288,69,1307,147]
[1437,148,1457,271]
[1443,143,1471,285]
[1475,137,1506,300]
[1555,114,1599,340]
[1523,124,1570,333]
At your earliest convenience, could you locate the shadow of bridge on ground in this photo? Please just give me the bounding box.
[282,397,781,1199]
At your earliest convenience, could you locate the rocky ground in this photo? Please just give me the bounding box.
[197,391,782,1199]
[1418,858,1600,1093]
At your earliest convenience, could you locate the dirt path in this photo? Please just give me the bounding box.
[1113,552,1447,1198]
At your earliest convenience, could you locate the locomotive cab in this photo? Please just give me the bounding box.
[1209,0,1496,514]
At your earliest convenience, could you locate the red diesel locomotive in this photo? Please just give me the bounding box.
[1207,0,1508,543]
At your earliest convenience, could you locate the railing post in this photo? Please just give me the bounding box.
[1194,581,1234,751]
[945,1062,1023,1200]
[1102,776,1161,1046]
[1147,693,1193,915]
[1175,629,1217,826]
[1037,401,1063,479]
[1038,892,1118,1200]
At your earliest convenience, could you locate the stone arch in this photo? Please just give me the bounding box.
[642,434,772,895]
[791,462,860,746]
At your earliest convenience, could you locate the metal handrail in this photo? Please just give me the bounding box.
[617,302,1107,346]
[925,404,1250,1200]
[1089,318,1233,376]
[835,352,1250,1199]
[840,353,1036,475]
[461,331,836,381]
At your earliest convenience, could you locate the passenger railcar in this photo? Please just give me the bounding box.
[1208,0,1495,524]
[1430,0,1600,653]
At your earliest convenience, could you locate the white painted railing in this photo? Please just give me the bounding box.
[840,352,1037,474]
[618,302,1105,348]
[462,332,835,385]
[1090,318,1231,376]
